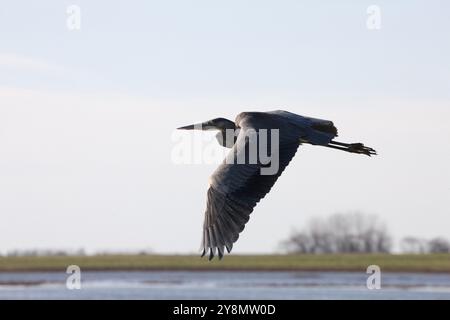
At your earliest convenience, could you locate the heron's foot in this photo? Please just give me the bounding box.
[327,140,377,156]
[348,143,377,156]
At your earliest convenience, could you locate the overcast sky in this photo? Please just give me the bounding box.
[1,1,449,254]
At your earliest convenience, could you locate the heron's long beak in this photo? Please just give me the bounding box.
[177,121,213,130]
[177,124,198,130]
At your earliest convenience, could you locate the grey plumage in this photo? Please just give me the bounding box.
[178,110,376,260]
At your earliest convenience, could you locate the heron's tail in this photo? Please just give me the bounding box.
[327,141,377,156]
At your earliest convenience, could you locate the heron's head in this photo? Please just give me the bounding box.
[177,118,235,131]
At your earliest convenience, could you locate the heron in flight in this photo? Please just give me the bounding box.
[178,110,376,260]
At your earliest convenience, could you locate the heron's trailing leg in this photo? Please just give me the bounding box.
[327,141,377,156]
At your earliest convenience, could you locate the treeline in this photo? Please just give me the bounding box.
[4,249,86,257]
[2,248,154,257]
[282,212,450,254]
[400,237,450,254]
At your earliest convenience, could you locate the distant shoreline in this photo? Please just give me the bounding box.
[1,254,449,273]
[2,268,450,274]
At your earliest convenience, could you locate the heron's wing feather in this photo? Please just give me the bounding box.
[201,113,303,260]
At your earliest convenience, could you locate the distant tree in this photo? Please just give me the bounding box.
[282,231,314,254]
[428,237,450,253]
[400,237,450,254]
[282,212,392,254]
[400,237,429,254]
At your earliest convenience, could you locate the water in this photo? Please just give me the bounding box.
[1,271,450,300]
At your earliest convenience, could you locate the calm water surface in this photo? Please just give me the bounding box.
[1,271,450,300]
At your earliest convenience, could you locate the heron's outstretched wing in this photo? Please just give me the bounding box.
[200,112,304,260]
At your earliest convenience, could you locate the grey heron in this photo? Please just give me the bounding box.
[178,110,376,260]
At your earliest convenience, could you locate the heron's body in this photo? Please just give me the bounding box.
[178,110,376,260]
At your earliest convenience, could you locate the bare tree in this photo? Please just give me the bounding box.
[282,231,314,254]
[282,212,392,254]
[400,236,450,254]
[400,237,429,254]
[428,237,450,253]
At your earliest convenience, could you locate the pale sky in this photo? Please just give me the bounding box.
[0,1,449,254]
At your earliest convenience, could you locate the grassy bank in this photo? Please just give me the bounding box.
[1,254,449,273]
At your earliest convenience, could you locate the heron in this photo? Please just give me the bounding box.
[177,110,376,260]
